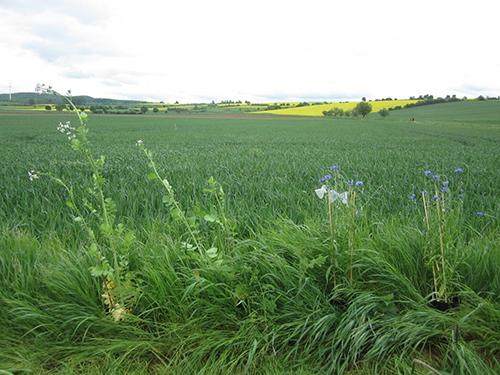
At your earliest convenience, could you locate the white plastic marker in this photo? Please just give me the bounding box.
[315,185,328,199]
[315,185,348,205]
[330,190,348,205]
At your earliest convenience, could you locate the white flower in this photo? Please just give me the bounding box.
[136,140,143,146]
[58,121,74,134]
[28,170,39,181]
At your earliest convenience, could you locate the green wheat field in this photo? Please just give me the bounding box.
[1,100,500,374]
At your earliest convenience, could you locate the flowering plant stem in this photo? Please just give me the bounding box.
[327,189,336,287]
[422,192,439,295]
[349,190,356,285]
[204,176,234,257]
[35,84,130,291]
[435,193,447,302]
[139,143,204,255]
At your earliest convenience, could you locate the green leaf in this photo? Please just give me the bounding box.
[206,247,218,258]
[162,195,174,205]
[147,172,157,180]
[100,223,112,236]
[204,214,216,222]
[80,111,89,123]
[171,208,183,220]
[66,201,75,208]
[70,138,81,151]
[180,242,195,251]
[124,230,135,245]
[90,265,104,277]
[89,243,98,255]
[187,216,197,227]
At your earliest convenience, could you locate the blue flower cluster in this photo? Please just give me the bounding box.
[317,165,363,188]
[409,168,483,216]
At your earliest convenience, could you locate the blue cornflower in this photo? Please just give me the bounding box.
[347,180,354,186]
[425,170,433,176]
[433,175,439,179]
[432,195,439,201]
[410,194,416,200]
[458,194,463,198]
[330,165,339,170]
[422,190,427,195]
[454,168,463,173]
[441,187,448,193]
[445,207,450,211]
[442,181,449,186]
[319,178,325,183]
[355,181,363,186]
[477,212,484,216]
[324,175,332,180]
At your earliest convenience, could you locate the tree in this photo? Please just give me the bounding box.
[378,108,390,118]
[140,105,149,114]
[362,97,366,102]
[45,105,52,111]
[55,104,66,112]
[354,101,372,118]
[153,107,159,113]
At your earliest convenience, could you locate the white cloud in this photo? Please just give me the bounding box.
[1,0,499,102]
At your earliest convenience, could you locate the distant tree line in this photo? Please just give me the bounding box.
[322,102,373,118]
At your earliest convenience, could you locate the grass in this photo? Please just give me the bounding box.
[1,101,499,373]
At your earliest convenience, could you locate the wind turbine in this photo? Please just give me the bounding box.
[8,81,13,101]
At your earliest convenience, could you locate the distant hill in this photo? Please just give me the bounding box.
[385,99,500,126]
[0,92,147,106]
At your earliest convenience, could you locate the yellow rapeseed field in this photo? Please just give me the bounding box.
[255,100,421,116]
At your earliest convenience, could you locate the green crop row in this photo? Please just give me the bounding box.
[1,106,499,373]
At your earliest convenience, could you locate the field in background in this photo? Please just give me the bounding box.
[0,98,419,115]
[2,102,499,236]
[255,99,422,116]
[1,101,500,373]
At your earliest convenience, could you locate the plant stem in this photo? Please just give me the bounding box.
[327,189,336,287]
[436,193,447,302]
[422,192,438,295]
[55,89,120,281]
[146,151,203,254]
[349,191,356,286]
[422,192,430,232]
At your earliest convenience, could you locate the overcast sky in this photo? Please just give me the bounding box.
[1,0,499,103]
